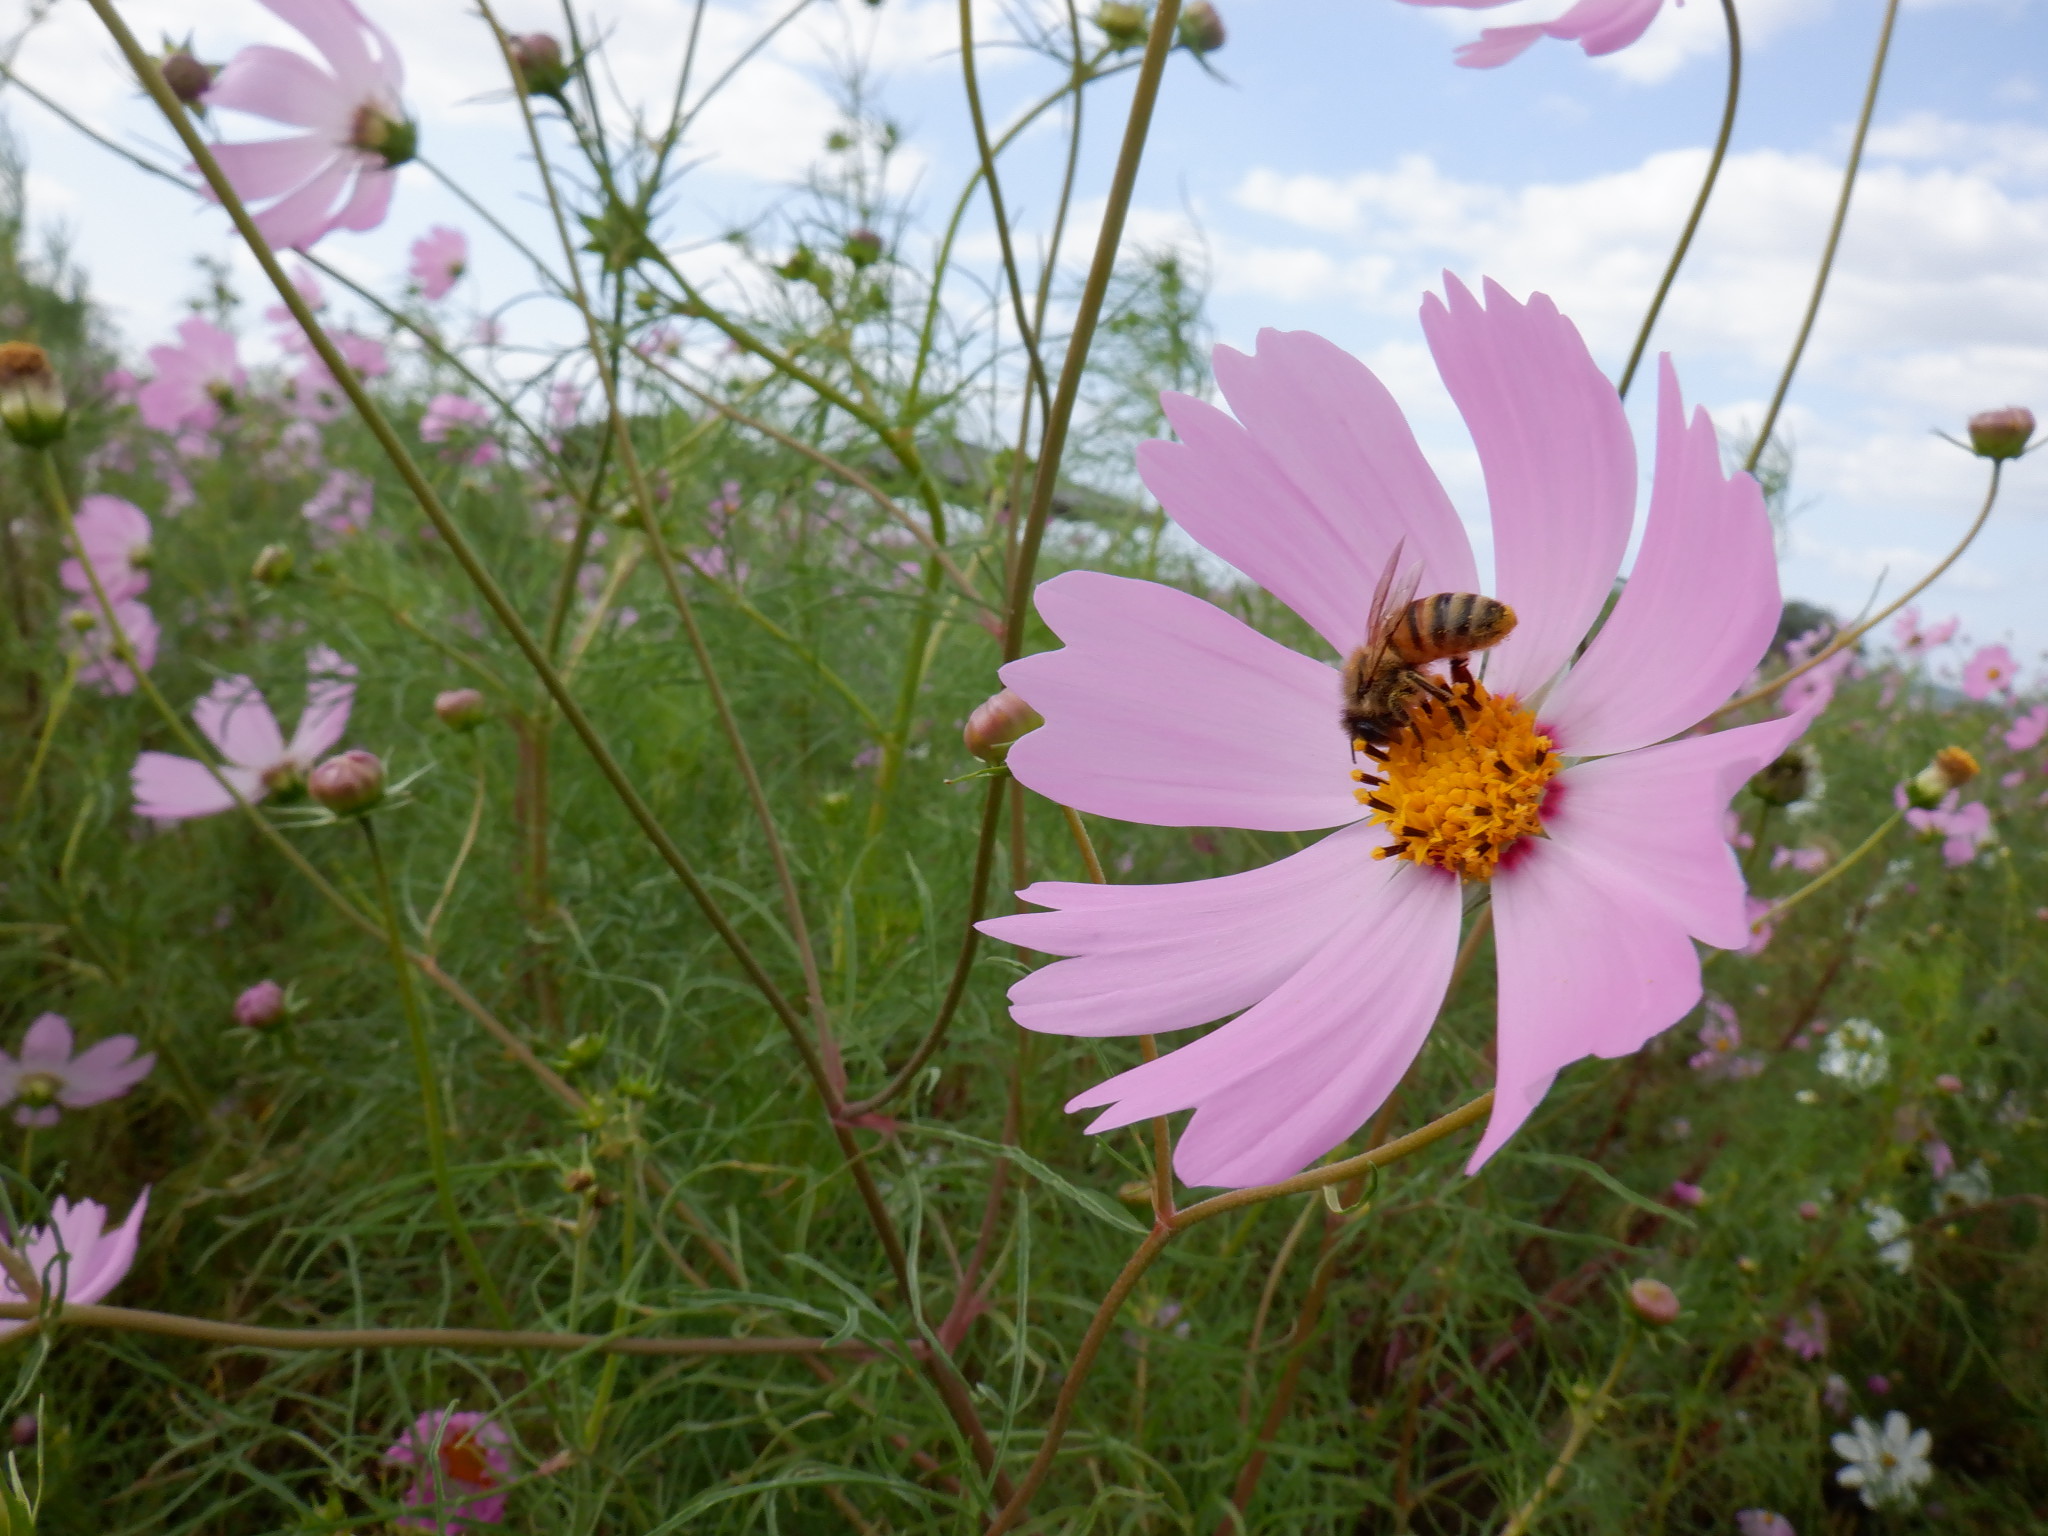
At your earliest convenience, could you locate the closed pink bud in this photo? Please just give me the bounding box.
[509,32,570,97]
[1798,1200,1822,1221]
[234,979,287,1030]
[1935,1073,1963,1094]
[308,749,386,814]
[434,688,487,731]
[963,688,1043,764]
[1967,407,2034,461]
[1627,1277,1680,1327]
[1669,1179,1705,1208]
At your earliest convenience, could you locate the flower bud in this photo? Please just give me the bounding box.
[234,979,288,1030]
[1627,1277,1680,1326]
[1935,1073,1963,1094]
[159,50,218,105]
[509,32,572,98]
[963,688,1043,763]
[65,607,100,634]
[10,1414,35,1447]
[1093,2,1149,48]
[1177,1,1226,53]
[842,228,884,268]
[0,340,68,447]
[1906,745,1979,809]
[434,687,488,732]
[308,749,386,815]
[1748,746,1811,807]
[251,543,295,584]
[1966,407,2034,462]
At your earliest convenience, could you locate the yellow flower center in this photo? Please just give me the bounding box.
[1349,679,1556,881]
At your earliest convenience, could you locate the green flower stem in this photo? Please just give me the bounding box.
[1499,1326,1637,1536]
[12,654,77,815]
[360,821,512,1330]
[1617,0,1741,400]
[1743,0,1901,471]
[1002,0,1182,665]
[85,0,822,1088]
[1759,808,1905,932]
[981,1091,1494,1535]
[1712,459,2003,722]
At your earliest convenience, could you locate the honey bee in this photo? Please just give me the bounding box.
[1341,544,1518,749]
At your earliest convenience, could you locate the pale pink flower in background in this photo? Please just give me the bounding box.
[64,597,158,696]
[386,1409,511,1531]
[234,980,289,1029]
[1688,997,1763,1080]
[136,317,244,434]
[1780,634,1853,718]
[420,393,489,442]
[1823,1374,1853,1415]
[469,316,505,348]
[0,1192,149,1336]
[1906,794,1993,867]
[1961,644,2016,700]
[547,379,583,429]
[60,495,152,602]
[2004,704,2047,752]
[1735,1512,1795,1536]
[1924,1138,1955,1180]
[132,647,357,821]
[304,468,373,541]
[204,0,414,251]
[101,367,140,407]
[0,1015,154,1127]
[633,322,680,360]
[1771,845,1827,875]
[979,278,1811,1186]
[291,330,390,418]
[263,263,328,328]
[409,225,467,299]
[2003,769,2027,789]
[1669,1180,1706,1208]
[1397,0,1669,68]
[1783,1303,1829,1361]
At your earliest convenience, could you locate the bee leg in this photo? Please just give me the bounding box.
[1450,655,1474,688]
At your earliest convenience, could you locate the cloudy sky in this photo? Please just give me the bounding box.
[6,0,2045,665]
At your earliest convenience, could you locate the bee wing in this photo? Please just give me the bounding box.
[1353,541,1424,676]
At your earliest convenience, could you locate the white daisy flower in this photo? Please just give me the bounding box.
[1818,1019,1890,1091]
[1832,1411,1933,1509]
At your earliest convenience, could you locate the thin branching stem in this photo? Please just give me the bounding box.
[1743,0,1901,470]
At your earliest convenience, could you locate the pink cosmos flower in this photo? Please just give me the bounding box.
[409,226,468,300]
[1962,644,2016,700]
[291,330,390,419]
[132,647,357,821]
[0,1015,154,1127]
[1783,1303,1829,1361]
[1669,1180,1706,1208]
[547,379,583,429]
[264,263,329,326]
[0,1192,149,1336]
[420,394,499,465]
[385,1409,511,1531]
[60,495,152,603]
[1397,0,1668,69]
[1687,997,1762,1080]
[1906,794,1993,868]
[304,468,374,541]
[978,277,1813,1186]
[136,317,244,434]
[63,597,158,696]
[235,980,289,1029]
[2004,704,2046,752]
[204,0,414,251]
[1924,1138,1955,1180]
[1736,1513,1795,1536]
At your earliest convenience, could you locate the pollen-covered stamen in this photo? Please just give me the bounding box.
[1351,678,1556,880]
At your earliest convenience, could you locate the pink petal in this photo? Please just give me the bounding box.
[262,0,382,96]
[1545,0,1667,53]
[1473,833,1702,1170]
[132,753,263,822]
[17,1014,74,1070]
[1454,24,1549,65]
[205,44,353,133]
[288,648,359,761]
[60,1190,148,1307]
[1137,329,1478,652]
[1542,356,1780,756]
[1420,277,1636,700]
[330,164,396,233]
[193,676,287,770]
[251,155,353,252]
[1541,705,1822,956]
[1001,572,1362,832]
[210,135,340,201]
[1066,860,1462,1187]
[55,1037,153,1107]
[981,821,1387,1037]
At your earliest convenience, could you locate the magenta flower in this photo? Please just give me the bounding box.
[0,1015,154,1128]
[386,1409,511,1531]
[0,1191,149,1336]
[2005,705,2047,752]
[136,317,245,434]
[1397,0,1667,69]
[63,596,158,696]
[409,226,468,300]
[60,495,152,602]
[204,0,414,252]
[1962,644,2017,700]
[132,647,357,821]
[978,278,1814,1186]
[1783,1303,1829,1361]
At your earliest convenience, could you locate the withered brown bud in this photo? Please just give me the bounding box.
[160,51,218,105]
[1906,746,1979,809]
[0,341,67,447]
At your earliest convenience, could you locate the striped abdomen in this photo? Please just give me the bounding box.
[1384,593,1516,668]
